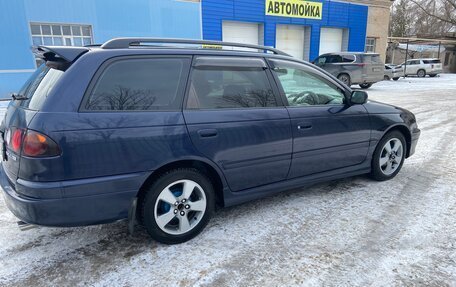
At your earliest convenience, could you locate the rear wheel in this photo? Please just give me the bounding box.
[417,69,426,78]
[429,74,437,78]
[141,168,214,244]
[359,83,372,89]
[337,74,351,87]
[370,131,406,181]
[393,77,399,81]
[384,75,390,81]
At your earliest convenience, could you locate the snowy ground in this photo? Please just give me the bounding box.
[0,75,456,286]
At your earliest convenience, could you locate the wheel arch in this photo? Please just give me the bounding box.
[136,158,227,213]
[417,68,426,76]
[381,124,412,158]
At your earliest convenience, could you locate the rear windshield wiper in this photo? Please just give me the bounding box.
[11,93,29,101]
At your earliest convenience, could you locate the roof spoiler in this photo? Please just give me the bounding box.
[32,46,90,71]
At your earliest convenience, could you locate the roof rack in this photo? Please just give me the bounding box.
[100,38,291,56]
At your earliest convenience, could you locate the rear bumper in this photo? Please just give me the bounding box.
[429,69,443,75]
[0,164,148,227]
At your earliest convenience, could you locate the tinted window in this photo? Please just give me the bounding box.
[327,55,343,63]
[187,64,277,109]
[316,56,327,64]
[342,55,355,63]
[271,60,345,106]
[423,59,441,64]
[86,58,188,111]
[407,60,420,65]
[17,64,64,110]
[364,54,382,64]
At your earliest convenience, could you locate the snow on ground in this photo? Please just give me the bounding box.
[0,75,456,286]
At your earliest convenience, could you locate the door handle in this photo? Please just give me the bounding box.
[198,129,218,138]
[297,122,312,130]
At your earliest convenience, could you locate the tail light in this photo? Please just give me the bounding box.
[6,128,60,157]
[10,128,24,153]
[356,63,366,67]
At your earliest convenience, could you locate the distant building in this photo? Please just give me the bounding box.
[0,0,201,98]
[387,34,456,73]
[202,0,394,62]
[0,0,394,97]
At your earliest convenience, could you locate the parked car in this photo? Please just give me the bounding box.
[398,58,443,77]
[0,39,420,244]
[384,64,404,81]
[312,52,384,89]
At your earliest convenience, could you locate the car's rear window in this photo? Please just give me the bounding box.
[364,55,382,64]
[423,59,441,64]
[17,64,64,110]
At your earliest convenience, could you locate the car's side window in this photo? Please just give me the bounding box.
[316,56,327,65]
[187,58,277,109]
[270,60,345,107]
[85,57,189,111]
[342,55,355,63]
[328,55,343,63]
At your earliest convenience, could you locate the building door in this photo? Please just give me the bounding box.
[319,28,343,55]
[276,25,310,61]
[222,21,262,50]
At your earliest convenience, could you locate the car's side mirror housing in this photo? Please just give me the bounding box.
[350,90,368,105]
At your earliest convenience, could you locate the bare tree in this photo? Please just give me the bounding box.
[410,0,456,27]
[390,0,455,37]
[87,86,157,110]
[390,0,412,37]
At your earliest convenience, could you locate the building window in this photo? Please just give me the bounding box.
[30,23,93,67]
[365,37,376,53]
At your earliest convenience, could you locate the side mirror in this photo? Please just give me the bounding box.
[350,90,368,105]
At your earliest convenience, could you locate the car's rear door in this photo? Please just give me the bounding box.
[184,56,292,192]
[268,59,371,178]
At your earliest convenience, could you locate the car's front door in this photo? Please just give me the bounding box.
[184,56,292,192]
[268,59,371,179]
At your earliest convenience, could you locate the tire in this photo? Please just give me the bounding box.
[393,77,399,81]
[384,75,390,81]
[141,168,215,244]
[337,73,351,87]
[429,74,437,78]
[359,83,372,89]
[370,131,407,181]
[417,69,426,78]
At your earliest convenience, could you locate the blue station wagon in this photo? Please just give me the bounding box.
[0,38,420,244]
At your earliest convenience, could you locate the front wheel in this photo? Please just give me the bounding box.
[384,75,390,81]
[359,83,372,89]
[393,77,399,81]
[370,131,406,181]
[429,74,437,78]
[337,74,351,87]
[141,168,215,244]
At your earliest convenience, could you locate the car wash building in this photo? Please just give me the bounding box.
[201,0,392,61]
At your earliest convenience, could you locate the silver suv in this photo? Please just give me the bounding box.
[398,58,443,78]
[313,52,384,89]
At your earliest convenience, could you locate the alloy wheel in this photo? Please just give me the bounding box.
[154,179,207,235]
[379,138,403,175]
